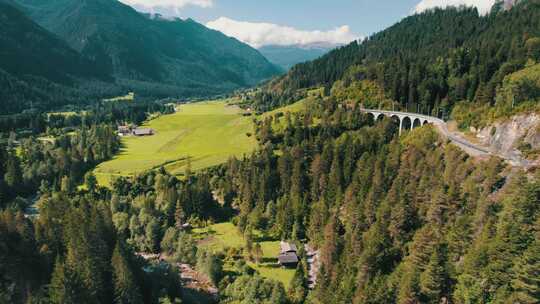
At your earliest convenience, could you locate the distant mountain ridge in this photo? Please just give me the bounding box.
[259,44,335,70]
[11,0,280,98]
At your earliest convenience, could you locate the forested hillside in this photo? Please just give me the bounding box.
[1,1,539,303]
[0,2,118,114]
[0,0,280,114]
[2,76,538,304]
[215,99,540,303]
[255,0,540,120]
[13,0,280,97]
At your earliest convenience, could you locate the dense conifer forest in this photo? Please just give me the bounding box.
[253,0,540,124]
[0,1,539,304]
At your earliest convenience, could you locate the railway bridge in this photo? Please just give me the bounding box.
[360,108,444,135]
[359,108,532,168]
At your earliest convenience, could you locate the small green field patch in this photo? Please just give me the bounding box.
[192,222,295,287]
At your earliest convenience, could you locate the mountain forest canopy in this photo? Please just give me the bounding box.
[254,0,540,121]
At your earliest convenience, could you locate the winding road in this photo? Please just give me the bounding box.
[360,108,531,168]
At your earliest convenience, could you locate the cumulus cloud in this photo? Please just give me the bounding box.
[414,0,496,14]
[206,17,360,48]
[119,0,213,12]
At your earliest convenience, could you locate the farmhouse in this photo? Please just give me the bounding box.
[117,125,132,136]
[133,128,154,136]
[277,241,299,267]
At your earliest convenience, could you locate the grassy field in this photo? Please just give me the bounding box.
[193,222,295,287]
[94,100,257,186]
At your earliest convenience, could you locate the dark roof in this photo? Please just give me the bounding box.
[278,252,299,265]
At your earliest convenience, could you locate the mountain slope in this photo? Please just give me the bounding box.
[259,44,333,70]
[0,1,113,114]
[14,0,280,95]
[259,1,540,116]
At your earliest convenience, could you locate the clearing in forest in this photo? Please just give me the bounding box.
[193,222,295,288]
[94,100,257,185]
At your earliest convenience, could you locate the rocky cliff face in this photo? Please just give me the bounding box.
[476,113,540,164]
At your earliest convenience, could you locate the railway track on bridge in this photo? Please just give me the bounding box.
[360,108,530,168]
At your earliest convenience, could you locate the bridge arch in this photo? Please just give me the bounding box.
[402,116,412,131]
[413,118,422,129]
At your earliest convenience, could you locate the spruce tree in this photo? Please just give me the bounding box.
[419,248,445,304]
[4,151,22,192]
[270,282,287,304]
[49,257,84,304]
[288,261,307,304]
[111,241,143,304]
[510,240,540,304]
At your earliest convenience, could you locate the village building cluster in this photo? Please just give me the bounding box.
[117,125,154,137]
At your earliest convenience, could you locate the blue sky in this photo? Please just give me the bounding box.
[120,0,495,47]
[176,0,420,35]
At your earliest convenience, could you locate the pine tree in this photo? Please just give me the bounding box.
[288,261,307,303]
[49,257,85,304]
[111,241,143,304]
[397,267,421,304]
[145,219,160,253]
[84,172,98,193]
[419,248,445,304]
[270,282,287,304]
[253,242,263,264]
[510,240,540,304]
[4,151,22,192]
[526,37,540,63]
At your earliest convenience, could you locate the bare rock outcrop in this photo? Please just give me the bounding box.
[475,113,540,167]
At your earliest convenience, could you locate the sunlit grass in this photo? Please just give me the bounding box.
[193,222,295,287]
[94,100,257,185]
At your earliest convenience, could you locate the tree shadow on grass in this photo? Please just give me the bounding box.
[260,257,277,264]
[254,235,275,242]
[258,262,282,269]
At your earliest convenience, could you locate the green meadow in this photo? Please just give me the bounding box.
[94,100,257,185]
[193,222,295,287]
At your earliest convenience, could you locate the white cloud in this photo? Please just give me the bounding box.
[119,0,213,12]
[206,17,360,48]
[414,0,496,14]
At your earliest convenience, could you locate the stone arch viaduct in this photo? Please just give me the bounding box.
[359,108,531,168]
[360,109,444,135]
